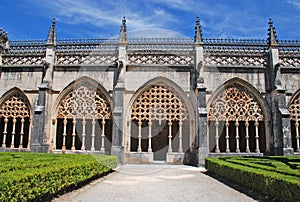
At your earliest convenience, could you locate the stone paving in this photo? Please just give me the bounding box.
[53,164,257,202]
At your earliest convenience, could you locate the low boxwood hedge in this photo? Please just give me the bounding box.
[0,152,118,201]
[205,157,300,202]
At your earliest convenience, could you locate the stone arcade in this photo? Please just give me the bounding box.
[0,17,299,165]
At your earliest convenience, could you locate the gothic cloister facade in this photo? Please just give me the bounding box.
[0,17,299,165]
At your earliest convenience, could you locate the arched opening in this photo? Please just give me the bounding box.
[54,82,112,153]
[0,89,31,149]
[288,92,300,152]
[130,84,189,161]
[208,83,266,153]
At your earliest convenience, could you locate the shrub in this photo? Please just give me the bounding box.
[205,157,300,202]
[0,152,118,201]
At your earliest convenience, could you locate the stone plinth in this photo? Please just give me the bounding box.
[166,152,184,164]
[125,152,154,164]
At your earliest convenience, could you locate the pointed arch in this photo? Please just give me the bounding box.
[51,77,113,152]
[0,87,32,149]
[288,88,300,121]
[208,77,269,154]
[52,76,113,116]
[127,76,194,117]
[208,77,269,119]
[0,87,32,117]
[125,76,196,161]
[287,89,300,152]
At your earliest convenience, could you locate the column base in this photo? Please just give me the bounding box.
[166,152,184,164]
[111,146,124,164]
[30,144,49,152]
[283,148,294,156]
[198,148,209,166]
[124,152,153,164]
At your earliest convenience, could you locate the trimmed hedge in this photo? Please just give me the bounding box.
[205,157,300,202]
[0,152,118,201]
[224,157,300,177]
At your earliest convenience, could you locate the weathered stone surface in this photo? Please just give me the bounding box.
[0,18,300,164]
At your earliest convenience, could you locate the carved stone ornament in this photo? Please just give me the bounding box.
[131,85,187,122]
[208,85,264,122]
[57,86,111,120]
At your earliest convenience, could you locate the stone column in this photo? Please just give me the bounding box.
[30,19,57,152]
[265,88,293,155]
[194,18,208,166]
[111,79,125,164]
[30,83,49,152]
[197,79,208,166]
[271,87,293,155]
[111,17,127,164]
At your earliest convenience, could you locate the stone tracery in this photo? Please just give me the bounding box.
[208,85,265,153]
[130,85,187,154]
[56,85,111,151]
[289,95,300,152]
[0,93,31,149]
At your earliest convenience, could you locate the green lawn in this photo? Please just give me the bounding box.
[0,152,118,201]
[205,156,300,202]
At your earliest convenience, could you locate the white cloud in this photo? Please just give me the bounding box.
[286,0,300,8]
[24,0,177,32]
[21,0,292,39]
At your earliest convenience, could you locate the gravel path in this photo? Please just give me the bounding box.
[53,164,257,202]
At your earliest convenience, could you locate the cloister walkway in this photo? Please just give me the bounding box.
[53,164,259,202]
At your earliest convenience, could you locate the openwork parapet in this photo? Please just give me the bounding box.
[279,41,300,67]
[2,40,46,66]
[127,38,194,65]
[203,38,268,67]
[56,38,118,53]
[128,38,194,53]
[5,40,46,55]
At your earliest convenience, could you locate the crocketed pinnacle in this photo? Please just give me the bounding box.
[194,17,203,44]
[267,18,278,47]
[119,16,127,43]
[47,18,57,46]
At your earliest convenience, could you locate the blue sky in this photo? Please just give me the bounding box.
[0,0,300,40]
